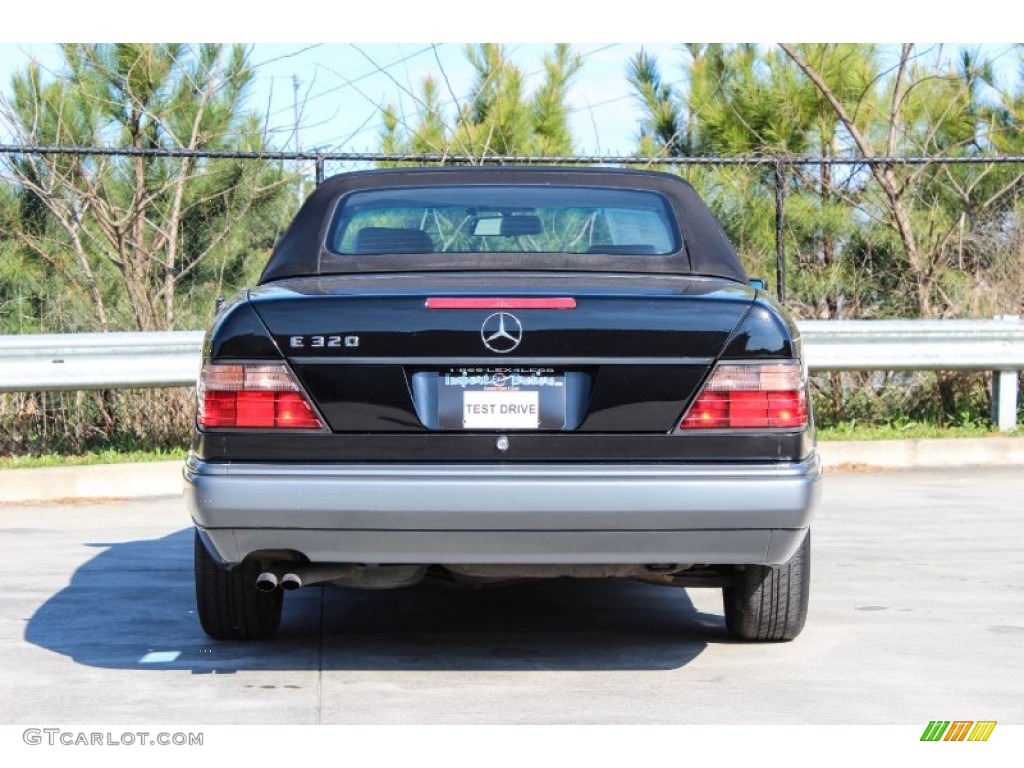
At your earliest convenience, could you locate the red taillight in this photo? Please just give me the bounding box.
[273,392,323,429]
[680,363,808,430]
[198,363,325,430]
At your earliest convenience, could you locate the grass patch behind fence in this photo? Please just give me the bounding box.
[0,447,188,469]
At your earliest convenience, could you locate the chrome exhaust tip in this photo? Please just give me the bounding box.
[280,573,303,591]
[254,572,279,592]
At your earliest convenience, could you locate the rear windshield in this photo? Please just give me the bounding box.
[326,185,680,258]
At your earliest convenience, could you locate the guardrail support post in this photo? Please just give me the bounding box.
[993,370,1019,432]
[992,316,1021,432]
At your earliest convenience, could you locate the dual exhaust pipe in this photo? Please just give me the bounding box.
[255,571,302,592]
[255,563,356,592]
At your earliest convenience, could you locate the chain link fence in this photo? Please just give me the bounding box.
[4,144,1024,321]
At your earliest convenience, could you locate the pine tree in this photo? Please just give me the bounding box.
[379,44,582,161]
[0,44,295,332]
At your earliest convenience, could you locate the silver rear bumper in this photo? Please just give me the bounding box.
[185,453,821,566]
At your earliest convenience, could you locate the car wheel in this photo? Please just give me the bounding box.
[194,530,283,640]
[722,530,810,642]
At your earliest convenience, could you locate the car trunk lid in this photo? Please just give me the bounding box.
[246,273,756,433]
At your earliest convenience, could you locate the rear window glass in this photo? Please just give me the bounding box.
[326,185,680,257]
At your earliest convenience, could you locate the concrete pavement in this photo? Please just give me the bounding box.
[0,468,1022,724]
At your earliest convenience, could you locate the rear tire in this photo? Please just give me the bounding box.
[194,530,283,640]
[723,530,810,642]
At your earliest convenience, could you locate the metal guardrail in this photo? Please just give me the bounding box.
[799,318,1023,431]
[1,319,1021,430]
[0,331,205,391]
[799,318,1024,371]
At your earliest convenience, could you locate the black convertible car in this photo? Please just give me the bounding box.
[185,166,821,642]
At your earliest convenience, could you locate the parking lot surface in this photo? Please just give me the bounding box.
[1,468,1022,725]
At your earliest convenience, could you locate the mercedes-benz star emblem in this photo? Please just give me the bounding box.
[480,312,523,354]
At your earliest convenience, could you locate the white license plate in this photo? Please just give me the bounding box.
[462,390,540,429]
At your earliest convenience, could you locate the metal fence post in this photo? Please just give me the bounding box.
[774,160,786,302]
[315,154,325,186]
[993,315,1021,432]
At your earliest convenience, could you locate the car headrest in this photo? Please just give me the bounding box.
[585,244,658,255]
[353,227,434,254]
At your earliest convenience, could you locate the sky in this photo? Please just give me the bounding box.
[0,42,687,154]
[0,3,1019,157]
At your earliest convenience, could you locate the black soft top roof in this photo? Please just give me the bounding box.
[258,166,747,284]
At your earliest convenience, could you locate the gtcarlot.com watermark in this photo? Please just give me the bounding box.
[23,729,203,747]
